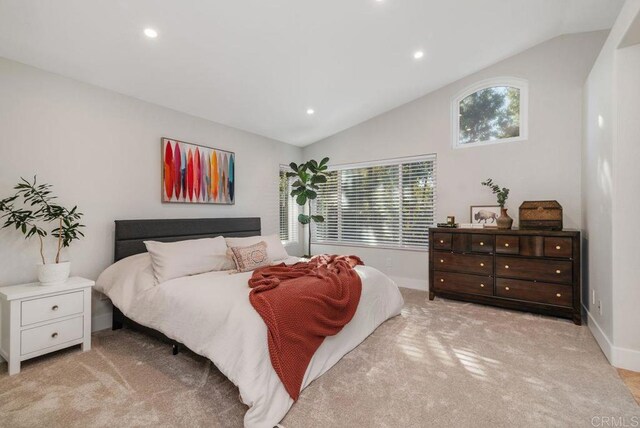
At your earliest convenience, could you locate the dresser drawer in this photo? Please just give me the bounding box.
[471,234,493,253]
[21,291,84,326]
[434,271,492,296]
[496,235,519,254]
[496,256,572,284]
[21,316,84,356]
[434,251,493,275]
[544,237,573,258]
[496,278,572,307]
[433,233,452,250]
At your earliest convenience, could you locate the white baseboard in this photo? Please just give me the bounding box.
[584,304,614,362]
[583,304,640,372]
[389,275,427,291]
[91,311,112,332]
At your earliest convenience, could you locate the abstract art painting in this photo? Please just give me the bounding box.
[162,138,235,204]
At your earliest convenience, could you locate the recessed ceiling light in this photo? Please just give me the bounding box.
[306,108,315,115]
[413,50,424,60]
[144,28,158,39]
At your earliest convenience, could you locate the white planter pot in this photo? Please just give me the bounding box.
[37,262,71,285]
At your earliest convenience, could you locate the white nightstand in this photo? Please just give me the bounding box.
[0,277,94,375]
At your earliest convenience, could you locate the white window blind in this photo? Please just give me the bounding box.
[279,167,299,243]
[312,155,436,250]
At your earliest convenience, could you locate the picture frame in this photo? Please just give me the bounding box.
[470,205,500,227]
[161,137,235,204]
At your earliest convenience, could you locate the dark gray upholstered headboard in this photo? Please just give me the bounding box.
[114,217,261,262]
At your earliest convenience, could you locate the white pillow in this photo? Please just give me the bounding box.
[95,253,156,313]
[225,234,289,261]
[144,236,235,284]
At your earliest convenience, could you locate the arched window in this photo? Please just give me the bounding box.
[452,77,528,148]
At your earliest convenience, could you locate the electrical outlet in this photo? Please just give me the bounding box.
[598,300,602,316]
[592,289,596,305]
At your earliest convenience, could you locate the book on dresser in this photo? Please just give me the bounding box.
[428,227,581,325]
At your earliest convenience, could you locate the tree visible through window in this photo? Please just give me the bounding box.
[454,78,528,148]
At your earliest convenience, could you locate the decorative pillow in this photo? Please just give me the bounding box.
[144,236,235,284]
[225,234,289,261]
[229,241,272,272]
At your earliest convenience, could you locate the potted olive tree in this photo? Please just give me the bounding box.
[0,176,85,285]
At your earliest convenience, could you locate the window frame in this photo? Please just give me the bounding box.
[279,166,299,245]
[451,76,529,149]
[311,154,437,252]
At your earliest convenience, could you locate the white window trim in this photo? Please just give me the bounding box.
[451,76,529,149]
[311,154,437,252]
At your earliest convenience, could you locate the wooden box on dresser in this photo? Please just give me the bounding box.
[428,228,581,325]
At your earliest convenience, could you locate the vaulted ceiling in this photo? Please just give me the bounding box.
[0,0,623,146]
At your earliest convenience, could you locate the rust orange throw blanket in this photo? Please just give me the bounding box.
[248,254,364,400]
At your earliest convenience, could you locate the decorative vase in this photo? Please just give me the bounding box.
[37,261,71,285]
[497,207,514,230]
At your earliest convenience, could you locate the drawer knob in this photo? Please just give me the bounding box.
[505,286,510,291]
[440,259,444,263]
[440,278,444,282]
[555,269,561,274]
[504,243,510,247]
[439,240,444,244]
[51,332,58,339]
[480,262,484,267]
[505,265,510,269]
[480,284,485,288]
[52,305,59,311]
[480,242,484,246]
[555,245,561,250]
[556,293,562,297]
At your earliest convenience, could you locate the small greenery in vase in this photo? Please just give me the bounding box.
[481,178,509,207]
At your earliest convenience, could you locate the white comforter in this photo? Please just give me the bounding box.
[95,255,404,428]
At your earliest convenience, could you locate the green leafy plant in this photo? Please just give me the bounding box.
[286,158,330,257]
[0,176,85,264]
[481,178,509,207]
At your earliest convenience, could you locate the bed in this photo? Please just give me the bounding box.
[95,217,404,428]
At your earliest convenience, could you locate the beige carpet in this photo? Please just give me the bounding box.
[1,289,637,427]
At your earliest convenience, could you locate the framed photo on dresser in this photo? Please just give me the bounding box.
[161,138,235,204]
[470,205,500,227]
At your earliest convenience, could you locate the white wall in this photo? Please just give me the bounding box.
[583,0,640,371]
[304,32,607,289]
[0,57,303,331]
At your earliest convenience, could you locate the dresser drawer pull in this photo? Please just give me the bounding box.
[480,242,484,246]
[555,245,561,250]
[504,243,510,247]
[439,240,444,244]
[505,286,510,291]
[440,259,444,263]
[440,278,444,282]
[480,262,485,267]
[51,332,58,339]
[555,269,561,274]
[504,265,509,269]
[556,293,562,297]
[52,305,59,311]
[480,284,485,288]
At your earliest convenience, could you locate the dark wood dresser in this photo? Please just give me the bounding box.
[428,228,581,324]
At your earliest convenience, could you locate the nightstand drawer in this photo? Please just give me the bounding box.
[21,291,84,326]
[21,316,83,355]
